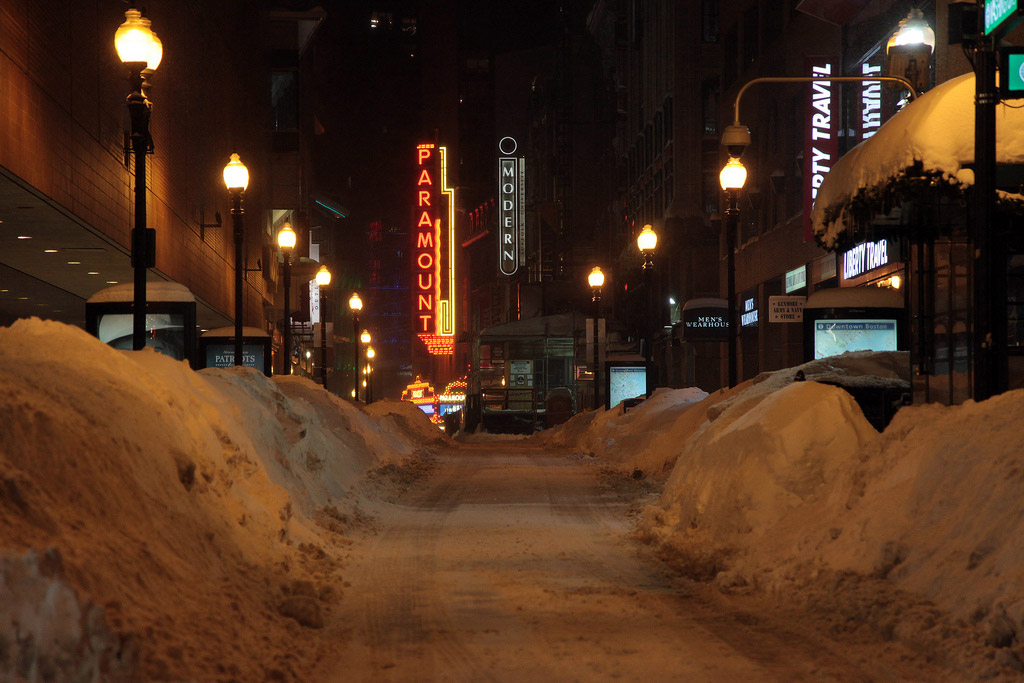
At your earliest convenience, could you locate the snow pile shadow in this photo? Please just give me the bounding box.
[0,319,424,680]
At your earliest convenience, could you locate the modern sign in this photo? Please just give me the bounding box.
[841,238,890,281]
[803,58,839,242]
[1001,47,1024,99]
[681,301,729,342]
[768,296,806,323]
[986,0,1024,38]
[497,137,526,276]
[413,143,456,355]
[784,265,807,293]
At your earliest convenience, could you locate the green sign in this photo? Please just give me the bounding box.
[1001,47,1024,98]
[986,0,1022,37]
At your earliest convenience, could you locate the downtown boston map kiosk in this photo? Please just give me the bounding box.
[802,287,907,362]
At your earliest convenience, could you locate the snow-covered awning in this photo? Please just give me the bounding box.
[811,72,1024,249]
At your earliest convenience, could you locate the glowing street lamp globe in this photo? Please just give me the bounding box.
[587,266,605,289]
[719,157,748,191]
[349,292,363,312]
[315,265,331,287]
[223,153,249,192]
[114,9,162,70]
[360,330,372,344]
[277,222,296,250]
[636,224,658,254]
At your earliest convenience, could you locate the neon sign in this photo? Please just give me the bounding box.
[497,136,525,276]
[414,143,455,355]
[803,58,838,242]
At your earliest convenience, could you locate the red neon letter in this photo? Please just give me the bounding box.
[417,253,433,270]
[418,294,433,310]
[419,314,432,331]
[418,273,433,289]
[418,148,432,164]
[418,211,433,227]
[416,231,434,248]
[418,190,431,206]
[418,170,432,186]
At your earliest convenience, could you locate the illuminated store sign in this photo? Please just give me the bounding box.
[741,297,759,327]
[803,58,838,242]
[785,266,807,293]
[497,136,525,276]
[861,62,882,140]
[842,239,889,281]
[413,143,455,355]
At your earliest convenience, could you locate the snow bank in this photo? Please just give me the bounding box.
[536,387,709,475]
[629,348,1024,664]
[0,319,425,680]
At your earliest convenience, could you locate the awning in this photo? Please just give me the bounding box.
[811,72,1024,249]
[478,312,585,342]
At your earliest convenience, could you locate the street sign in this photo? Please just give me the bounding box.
[1001,47,1024,98]
[986,0,1024,38]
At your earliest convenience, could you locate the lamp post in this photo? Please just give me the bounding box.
[366,346,375,404]
[114,9,162,351]
[720,156,747,389]
[349,293,363,400]
[277,222,296,375]
[637,224,657,395]
[316,265,331,388]
[587,266,605,409]
[223,153,249,366]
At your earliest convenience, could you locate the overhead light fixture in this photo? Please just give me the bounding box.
[66,261,81,265]
[88,271,99,275]
[106,280,118,284]
[17,235,31,240]
[44,249,58,253]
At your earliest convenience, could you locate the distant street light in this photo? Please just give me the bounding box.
[366,346,376,403]
[637,225,657,395]
[316,265,331,388]
[587,266,605,409]
[720,156,747,388]
[224,153,250,366]
[277,222,296,375]
[349,292,363,400]
[114,9,162,351]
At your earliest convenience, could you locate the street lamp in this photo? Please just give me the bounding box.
[349,292,363,400]
[224,153,249,366]
[587,266,605,409]
[720,156,747,389]
[277,222,296,375]
[366,346,376,404]
[114,9,162,351]
[316,265,331,388]
[637,224,657,395]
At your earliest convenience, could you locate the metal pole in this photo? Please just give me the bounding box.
[127,67,150,351]
[973,32,1005,400]
[320,288,328,388]
[643,254,654,396]
[282,251,291,375]
[593,287,602,409]
[726,190,739,388]
[231,191,244,366]
[353,314,360,401]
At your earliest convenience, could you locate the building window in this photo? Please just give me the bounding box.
[742,5,759,69]
[702,0,719,43]
[664,96,673,140]
[724,26,738,86]
[271,70,298,131]
[654,111,663,153]
[702,79,719,136]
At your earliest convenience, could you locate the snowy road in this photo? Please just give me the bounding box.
[317,445,937,681]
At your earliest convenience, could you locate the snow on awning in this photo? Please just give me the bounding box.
[811,72,1024,248]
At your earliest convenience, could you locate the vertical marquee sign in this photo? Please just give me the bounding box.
[414,143,455,355]
[497,136,526,275]
[803,57,839,242]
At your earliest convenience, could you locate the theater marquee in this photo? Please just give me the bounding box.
[414,143,455,355]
